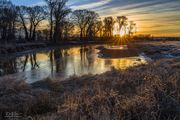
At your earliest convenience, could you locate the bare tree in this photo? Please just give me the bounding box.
[26,6,47,41]
[72,9,100,40]
[62,21,74,40]
[0,0,17,43]
[128,21,137,36]
[49,0,71,43]
[103,17,114,37]
[72,9,89,39]
[85,11,99,39]
[44,0,56,41]
[16,6,29,40]
[16,6,46,41]
[117,16,128,35]
[41,29,50,40]
[93,20,103,37]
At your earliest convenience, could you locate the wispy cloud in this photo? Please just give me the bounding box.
[31,1,46,6]
[70,0,112,10]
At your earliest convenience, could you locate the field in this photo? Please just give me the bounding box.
[0,41,180,120]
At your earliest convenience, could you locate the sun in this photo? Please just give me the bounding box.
[120,29,125,37]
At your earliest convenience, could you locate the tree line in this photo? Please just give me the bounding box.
[0,0,137,43]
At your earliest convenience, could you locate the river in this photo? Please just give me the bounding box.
[0,45,148,83]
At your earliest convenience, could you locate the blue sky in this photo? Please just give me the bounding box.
[11,0,180,37]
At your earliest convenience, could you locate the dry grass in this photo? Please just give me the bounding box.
[0,58,180,120]
[0,78,57,119]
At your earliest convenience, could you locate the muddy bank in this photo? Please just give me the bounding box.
[0,43,47,55]
[140,44,180,60]
[97,41,180,60]
[97,45,140,59]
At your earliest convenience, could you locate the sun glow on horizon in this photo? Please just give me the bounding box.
[113,23,126,37]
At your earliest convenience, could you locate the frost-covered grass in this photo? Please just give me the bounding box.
[0,58,180,120]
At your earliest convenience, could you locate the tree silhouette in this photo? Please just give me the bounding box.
[16,6,46,41]
[72,9,100,40]
[85,11,99,39]
[52,0,71,43]
[62,20,74,40]
[103,17,115,37]
[26,6,47,41]
[0,0,138,43]
[16,6,29,40]
[44,0,56,41]
[94,20,103,37]
[72,9,90,39]
[117,16,128,36]
[128,21,136,36]
[0,0,17,42]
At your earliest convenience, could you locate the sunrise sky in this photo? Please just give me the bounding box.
[11,0,180,37]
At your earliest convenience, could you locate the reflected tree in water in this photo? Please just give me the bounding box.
[50,49,68,73]
[22,54,39,71]
[80,46,95,71]
[54,49,62,72]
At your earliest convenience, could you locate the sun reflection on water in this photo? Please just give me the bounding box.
[0,46,147,83]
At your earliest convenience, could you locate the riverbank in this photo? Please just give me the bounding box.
[0,58,180,119]
[0,40,113,55]
[137,41,180,60]
[1,40,180,60]
[96,40,180,60]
